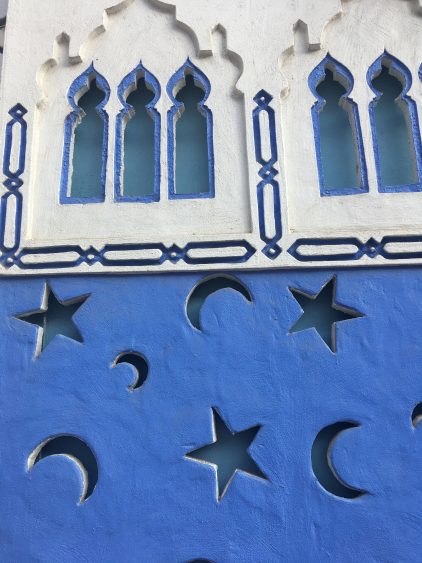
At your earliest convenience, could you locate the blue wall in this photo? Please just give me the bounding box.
[1,269,422,561]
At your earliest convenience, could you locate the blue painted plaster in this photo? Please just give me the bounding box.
[1,268,422,561]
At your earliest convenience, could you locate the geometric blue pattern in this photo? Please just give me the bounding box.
[0,103,27,263]
[1,268,422,561]
[253,90,282,258]
[288,235,422,262]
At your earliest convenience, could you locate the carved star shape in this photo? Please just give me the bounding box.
[289,277,363,352]
[186,409,266,500]
[16,284,89,357]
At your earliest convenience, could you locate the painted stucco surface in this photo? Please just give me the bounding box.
[4,0,422,274]
[0,269,421,561]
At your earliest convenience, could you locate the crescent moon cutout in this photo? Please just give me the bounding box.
[312,422,366,499]
[113,351,149,391]
[28,435,98,503]
[186,275,252,330]
[412,403,422,427]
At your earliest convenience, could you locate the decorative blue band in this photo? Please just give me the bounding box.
[288,236,422,262]
[10,240,255,270]
[253,90,282,259]
[0,103,27,260]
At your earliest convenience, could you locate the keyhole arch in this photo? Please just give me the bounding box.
[309,54,368,196]
[176,74,207,112]
[115,62,161,202]
[368,51,422,192]
[167,58,215,199]
[60,64,110,203]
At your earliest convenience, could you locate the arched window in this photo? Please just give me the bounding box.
[309,55,368,196]
[60,64,110,203]
[115,63,161,202]
[368,52,422,192]
[167,59,214,199]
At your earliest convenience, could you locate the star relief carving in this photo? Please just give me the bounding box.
[16,284,89,357]
[186,409,267,500]
[289,277,364,353]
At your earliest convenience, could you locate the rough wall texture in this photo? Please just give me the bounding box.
[1,1,422,560]
[1,269,421,561]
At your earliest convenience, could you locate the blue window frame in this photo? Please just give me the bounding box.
[368,52,422,193]
[309,54,368,197]
[115,63,161,202]
[167,59,215,199]
[60,64,110,204]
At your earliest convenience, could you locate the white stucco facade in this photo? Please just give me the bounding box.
[1,0,422,275]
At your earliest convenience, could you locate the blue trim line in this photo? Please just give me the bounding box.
[253,90,282,259]
[368,51,422,193]
[288,235,422,262]
[0,103,27,259]
[9,240,255,270]
[115,63,161,202]
[309,54,368,197]
[166,58,215,199]
[60,64,111,204]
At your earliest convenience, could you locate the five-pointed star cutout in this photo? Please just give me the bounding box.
[186,409,267,500]
[289,277,363,352]
[16,284,89,357]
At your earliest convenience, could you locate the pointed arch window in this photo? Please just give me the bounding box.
[60,64,110,203]
[309,55,368,196]
[115,63,161,202]
[167,59,215,199]
[368,52,422,192]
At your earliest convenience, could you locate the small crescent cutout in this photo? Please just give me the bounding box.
[312,422,366,499]
[186,275,252,330]
[28,435,98,503]
[113,352,149,391]
[412,403,422,427]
